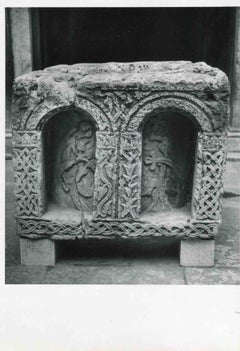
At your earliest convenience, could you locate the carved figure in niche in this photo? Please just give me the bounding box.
[52,114,96,214]
[141,116,181,213]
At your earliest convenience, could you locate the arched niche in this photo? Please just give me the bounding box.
[140,110,198,216]
[42,109,97,215]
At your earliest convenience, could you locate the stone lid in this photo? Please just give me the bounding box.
[14,61,229,92]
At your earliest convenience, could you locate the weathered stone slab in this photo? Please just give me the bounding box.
[13,61,230,133]
[20,238,56,266]
[180,239,215,267]
[12,61,230,267]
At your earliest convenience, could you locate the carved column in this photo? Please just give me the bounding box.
[231,8,240,131]
[93,132,119,219]
[12,131,46,218]
[9,8,33,77]
[192,132,227,222]
[118,132,142,219]
[228,8,240,160]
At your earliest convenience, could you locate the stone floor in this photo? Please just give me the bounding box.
[5,159,240,284]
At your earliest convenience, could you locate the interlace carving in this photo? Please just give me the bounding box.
[93,132,118,218]
[192,133,227,221]
[17,217,218,240]
[12,62,229,245]
[83,90,151,131]
[12,132,45,217]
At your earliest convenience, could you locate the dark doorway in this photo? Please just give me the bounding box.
[35,8,234,76]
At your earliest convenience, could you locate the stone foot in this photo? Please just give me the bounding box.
[20,238,56,266]
[180,239,215,267]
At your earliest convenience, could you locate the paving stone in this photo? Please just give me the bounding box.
[41,259,184,284]
[184,267,240,285]
[215,244,240,268]
[5,266,47,284]
[215,200,240,268]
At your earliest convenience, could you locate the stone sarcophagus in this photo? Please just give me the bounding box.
[12,61,230,266]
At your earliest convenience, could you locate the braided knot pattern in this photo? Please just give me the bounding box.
[17,217,218,239]
[193,133,227,221]
[13,146,43,217]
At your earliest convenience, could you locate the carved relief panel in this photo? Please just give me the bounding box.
[118,132,142,219]
[12,62,230,245]
[44,111,96,215]
[93,132,118,219]
[12,131,46,217]
[141,112,197,214]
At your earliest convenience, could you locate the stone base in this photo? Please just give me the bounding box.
[180,239,215,267]
[20,238,56,266]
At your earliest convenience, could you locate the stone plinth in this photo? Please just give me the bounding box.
[180,239,215,267]
[12,61,230,266]
[20,238,56,266]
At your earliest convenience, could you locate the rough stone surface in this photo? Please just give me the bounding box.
[11,61,230,267]
[40,259,184,284]
[5,266,47,284]
[184,267,240,285]
[12,61,230,133]
[20,238,56,266]
[180,239,215,267]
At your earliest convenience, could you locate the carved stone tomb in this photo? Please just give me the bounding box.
[12,61,230,266]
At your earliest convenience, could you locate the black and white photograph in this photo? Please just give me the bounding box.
[1,2,240,351]
[5,6,240,284]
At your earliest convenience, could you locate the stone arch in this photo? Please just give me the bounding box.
[124,92,214,132]
[22,97,112,131]
[42,108,98,215]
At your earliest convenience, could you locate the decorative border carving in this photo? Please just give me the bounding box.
[118,132,142,219]
[80,90,152,131]
[12,131,46,217]
[12,131,41,147]
[199,133,226,150]
[192,132,227,222]
[16,91,216,134]
[124,92,214,132]
[93,132,119,218]
[12,81,228,243]
[17,218,84,237]
[20,97,111,132]
[17,217,218,240]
